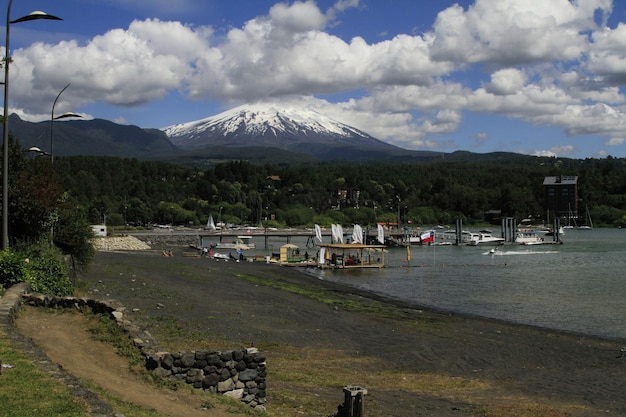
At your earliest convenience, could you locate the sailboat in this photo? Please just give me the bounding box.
[578,206,593,230]
[205,215,217,231]
[563,204,576,229]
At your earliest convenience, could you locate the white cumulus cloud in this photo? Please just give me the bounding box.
[4,0,626,158]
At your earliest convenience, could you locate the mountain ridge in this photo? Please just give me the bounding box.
[7,103,537,164]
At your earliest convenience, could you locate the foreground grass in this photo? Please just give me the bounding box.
[0,328,87,417]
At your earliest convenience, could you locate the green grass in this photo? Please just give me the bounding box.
[234,272,446,327]
[87,311,146,368]
[0,328,88,417]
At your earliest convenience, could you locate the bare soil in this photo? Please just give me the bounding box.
[17,307,248,417]
[15,250,626,417]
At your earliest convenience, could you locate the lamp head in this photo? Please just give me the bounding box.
[54,112,83,120]
[11,11,63,24]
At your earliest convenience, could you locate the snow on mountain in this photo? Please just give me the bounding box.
[162,102,398,152]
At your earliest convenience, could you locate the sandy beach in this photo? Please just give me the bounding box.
[17,249,626,416]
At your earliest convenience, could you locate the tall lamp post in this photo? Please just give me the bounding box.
[2,3,62,250]
[50,82,81,164]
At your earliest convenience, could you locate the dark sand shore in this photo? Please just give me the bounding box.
[74,250,626,417]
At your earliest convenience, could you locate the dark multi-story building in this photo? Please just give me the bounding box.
[335,186,360,209]
[543,176,578,221]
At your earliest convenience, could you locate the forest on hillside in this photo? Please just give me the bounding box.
[48,154,626,229]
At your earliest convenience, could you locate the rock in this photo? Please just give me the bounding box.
[180,352,196,367]
[92,236,151,251]
[223,388,244,399]
[217,378,235,392]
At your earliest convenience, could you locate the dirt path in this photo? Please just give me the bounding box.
[16,307,249,417]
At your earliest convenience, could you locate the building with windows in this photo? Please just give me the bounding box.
[334,186,360,209]
[543,176,578,221]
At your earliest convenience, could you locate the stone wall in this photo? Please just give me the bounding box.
[22,293,267,412]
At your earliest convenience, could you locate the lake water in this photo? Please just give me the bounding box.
[262,228,626,341]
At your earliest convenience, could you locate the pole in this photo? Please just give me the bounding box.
[1,7,62,250]
[1,0,14,250]
[50,83,71,164]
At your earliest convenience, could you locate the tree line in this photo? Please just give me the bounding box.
[45,152,626,230]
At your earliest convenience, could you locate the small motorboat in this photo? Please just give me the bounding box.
[211,252,230,261]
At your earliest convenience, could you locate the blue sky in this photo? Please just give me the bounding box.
[3,0,626,159]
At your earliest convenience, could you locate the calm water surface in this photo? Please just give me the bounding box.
[281,228,626,341]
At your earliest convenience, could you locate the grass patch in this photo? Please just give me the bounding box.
[263,343,573,417]
[234,272,445,328]
[0,328,88,417]
[129,313,235,352]
[263,344,490,417]
[87,311,146,368]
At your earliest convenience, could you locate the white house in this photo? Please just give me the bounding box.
[92,225,107,237]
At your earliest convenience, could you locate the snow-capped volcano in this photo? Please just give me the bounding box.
[162,103,401,156]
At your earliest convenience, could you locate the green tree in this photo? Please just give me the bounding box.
[283,206,314,226]
[54,205,95,267]
[8,135,64,243]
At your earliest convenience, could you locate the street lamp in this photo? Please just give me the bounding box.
[2,3,62,250]
[27,146,51,157]
[50,82,81,163]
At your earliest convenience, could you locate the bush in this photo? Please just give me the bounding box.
[23,243,73,296]
[0,250,30,288]
[0,243,73,296]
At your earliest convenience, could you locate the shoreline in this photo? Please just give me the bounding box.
[76,250,626,416]
[113,233,626,343]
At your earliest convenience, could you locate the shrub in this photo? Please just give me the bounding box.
[1,242,74,296]
[22,243,73,296]
[0,250,30,288]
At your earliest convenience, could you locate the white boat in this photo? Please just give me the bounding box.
[544,226,565,237]
[515,230,544,245]
[213,236,256,249]
[467,231,505,246]
[211,252,231,260]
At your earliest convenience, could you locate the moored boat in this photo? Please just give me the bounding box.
[318,242,387,269]
[467,231,505,246]
[515,229,544,245]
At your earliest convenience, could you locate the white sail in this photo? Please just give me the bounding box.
[315,224,322,243]
[351,224,363,244]
[331,224,339,243]
[205,215,216,230]
[377,224,385,244]
[337,224,344,243]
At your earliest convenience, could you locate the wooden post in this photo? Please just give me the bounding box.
[342,386,367,417]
